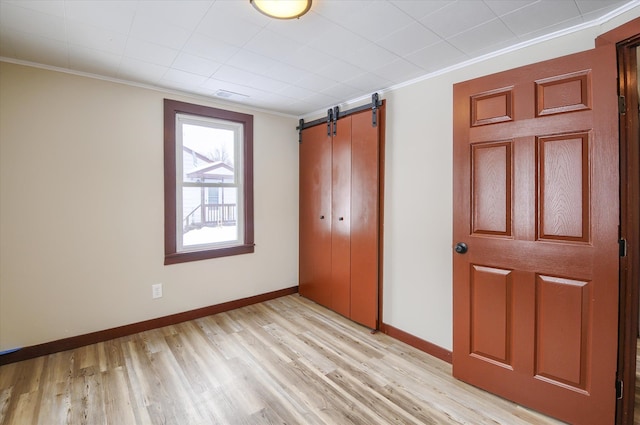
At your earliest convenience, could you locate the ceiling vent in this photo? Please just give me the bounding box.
[214,90,249,99]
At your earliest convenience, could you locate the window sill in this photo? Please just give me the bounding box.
[164,244,255,265]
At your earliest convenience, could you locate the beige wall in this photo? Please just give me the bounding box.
[1,6,638,353]
[0,63,299,350]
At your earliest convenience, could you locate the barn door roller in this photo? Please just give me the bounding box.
[371,93,381,127]
[296,92,383,139]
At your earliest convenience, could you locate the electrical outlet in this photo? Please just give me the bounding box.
[152,283,163,299]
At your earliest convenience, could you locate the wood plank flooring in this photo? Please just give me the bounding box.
[0,295,575,424]
[635,338,640,425]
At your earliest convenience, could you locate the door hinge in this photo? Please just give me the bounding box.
[616,380,624,399]
[619,95,626,114]
[619,238,628,257]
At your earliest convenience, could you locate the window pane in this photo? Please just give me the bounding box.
[180,186,239,249]
[182,123,235,184]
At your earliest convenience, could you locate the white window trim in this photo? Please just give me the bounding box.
[175,114,245,253]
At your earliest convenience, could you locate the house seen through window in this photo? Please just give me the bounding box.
[179,118,239,249]
[164,99,254,264]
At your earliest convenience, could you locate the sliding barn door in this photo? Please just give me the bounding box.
[331,115,352,318]
[299,123,332,307]
[349,110,380,329]
[299,103,384,330]
[453,45,619,425]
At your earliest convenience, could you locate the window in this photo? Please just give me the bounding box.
[164,99,254,264]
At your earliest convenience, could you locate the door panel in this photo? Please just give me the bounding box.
[299,123,332,308]
[471,142,512,236]
[453,45,619,425]
[535,274,590,391]
[538,133,590,242]
[470,265,513,366]
[350,109,379,329]
[535,70,590,116]
[331,116,352,318]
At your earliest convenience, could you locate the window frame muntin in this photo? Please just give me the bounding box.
[164,99,254,265]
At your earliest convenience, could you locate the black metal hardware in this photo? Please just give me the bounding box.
[619,95,626,114]
[372,93,380,127]
[338,217,344,221]
[296,93,382,133]
[320,215,325,219]
[620,238,628,257]
[298,118,304,143]
[333,106,339,135]
[616,380,624,399]
[454,242,468,254]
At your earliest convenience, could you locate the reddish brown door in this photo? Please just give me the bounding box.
[331,115,352,318]
[299,123,332,308]
[350,110,379,329]
[300,107,382,329]
[453,45,619,425]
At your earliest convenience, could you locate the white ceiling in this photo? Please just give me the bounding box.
[0,0,637,116]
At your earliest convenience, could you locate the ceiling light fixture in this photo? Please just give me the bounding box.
[250,0,312,20]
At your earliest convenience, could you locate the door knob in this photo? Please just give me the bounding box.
[454,242,468,254]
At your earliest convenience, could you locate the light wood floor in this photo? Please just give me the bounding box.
[0,295,576,424]
[633,339,640,425]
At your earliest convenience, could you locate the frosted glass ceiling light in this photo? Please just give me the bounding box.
[250,0,312,20]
